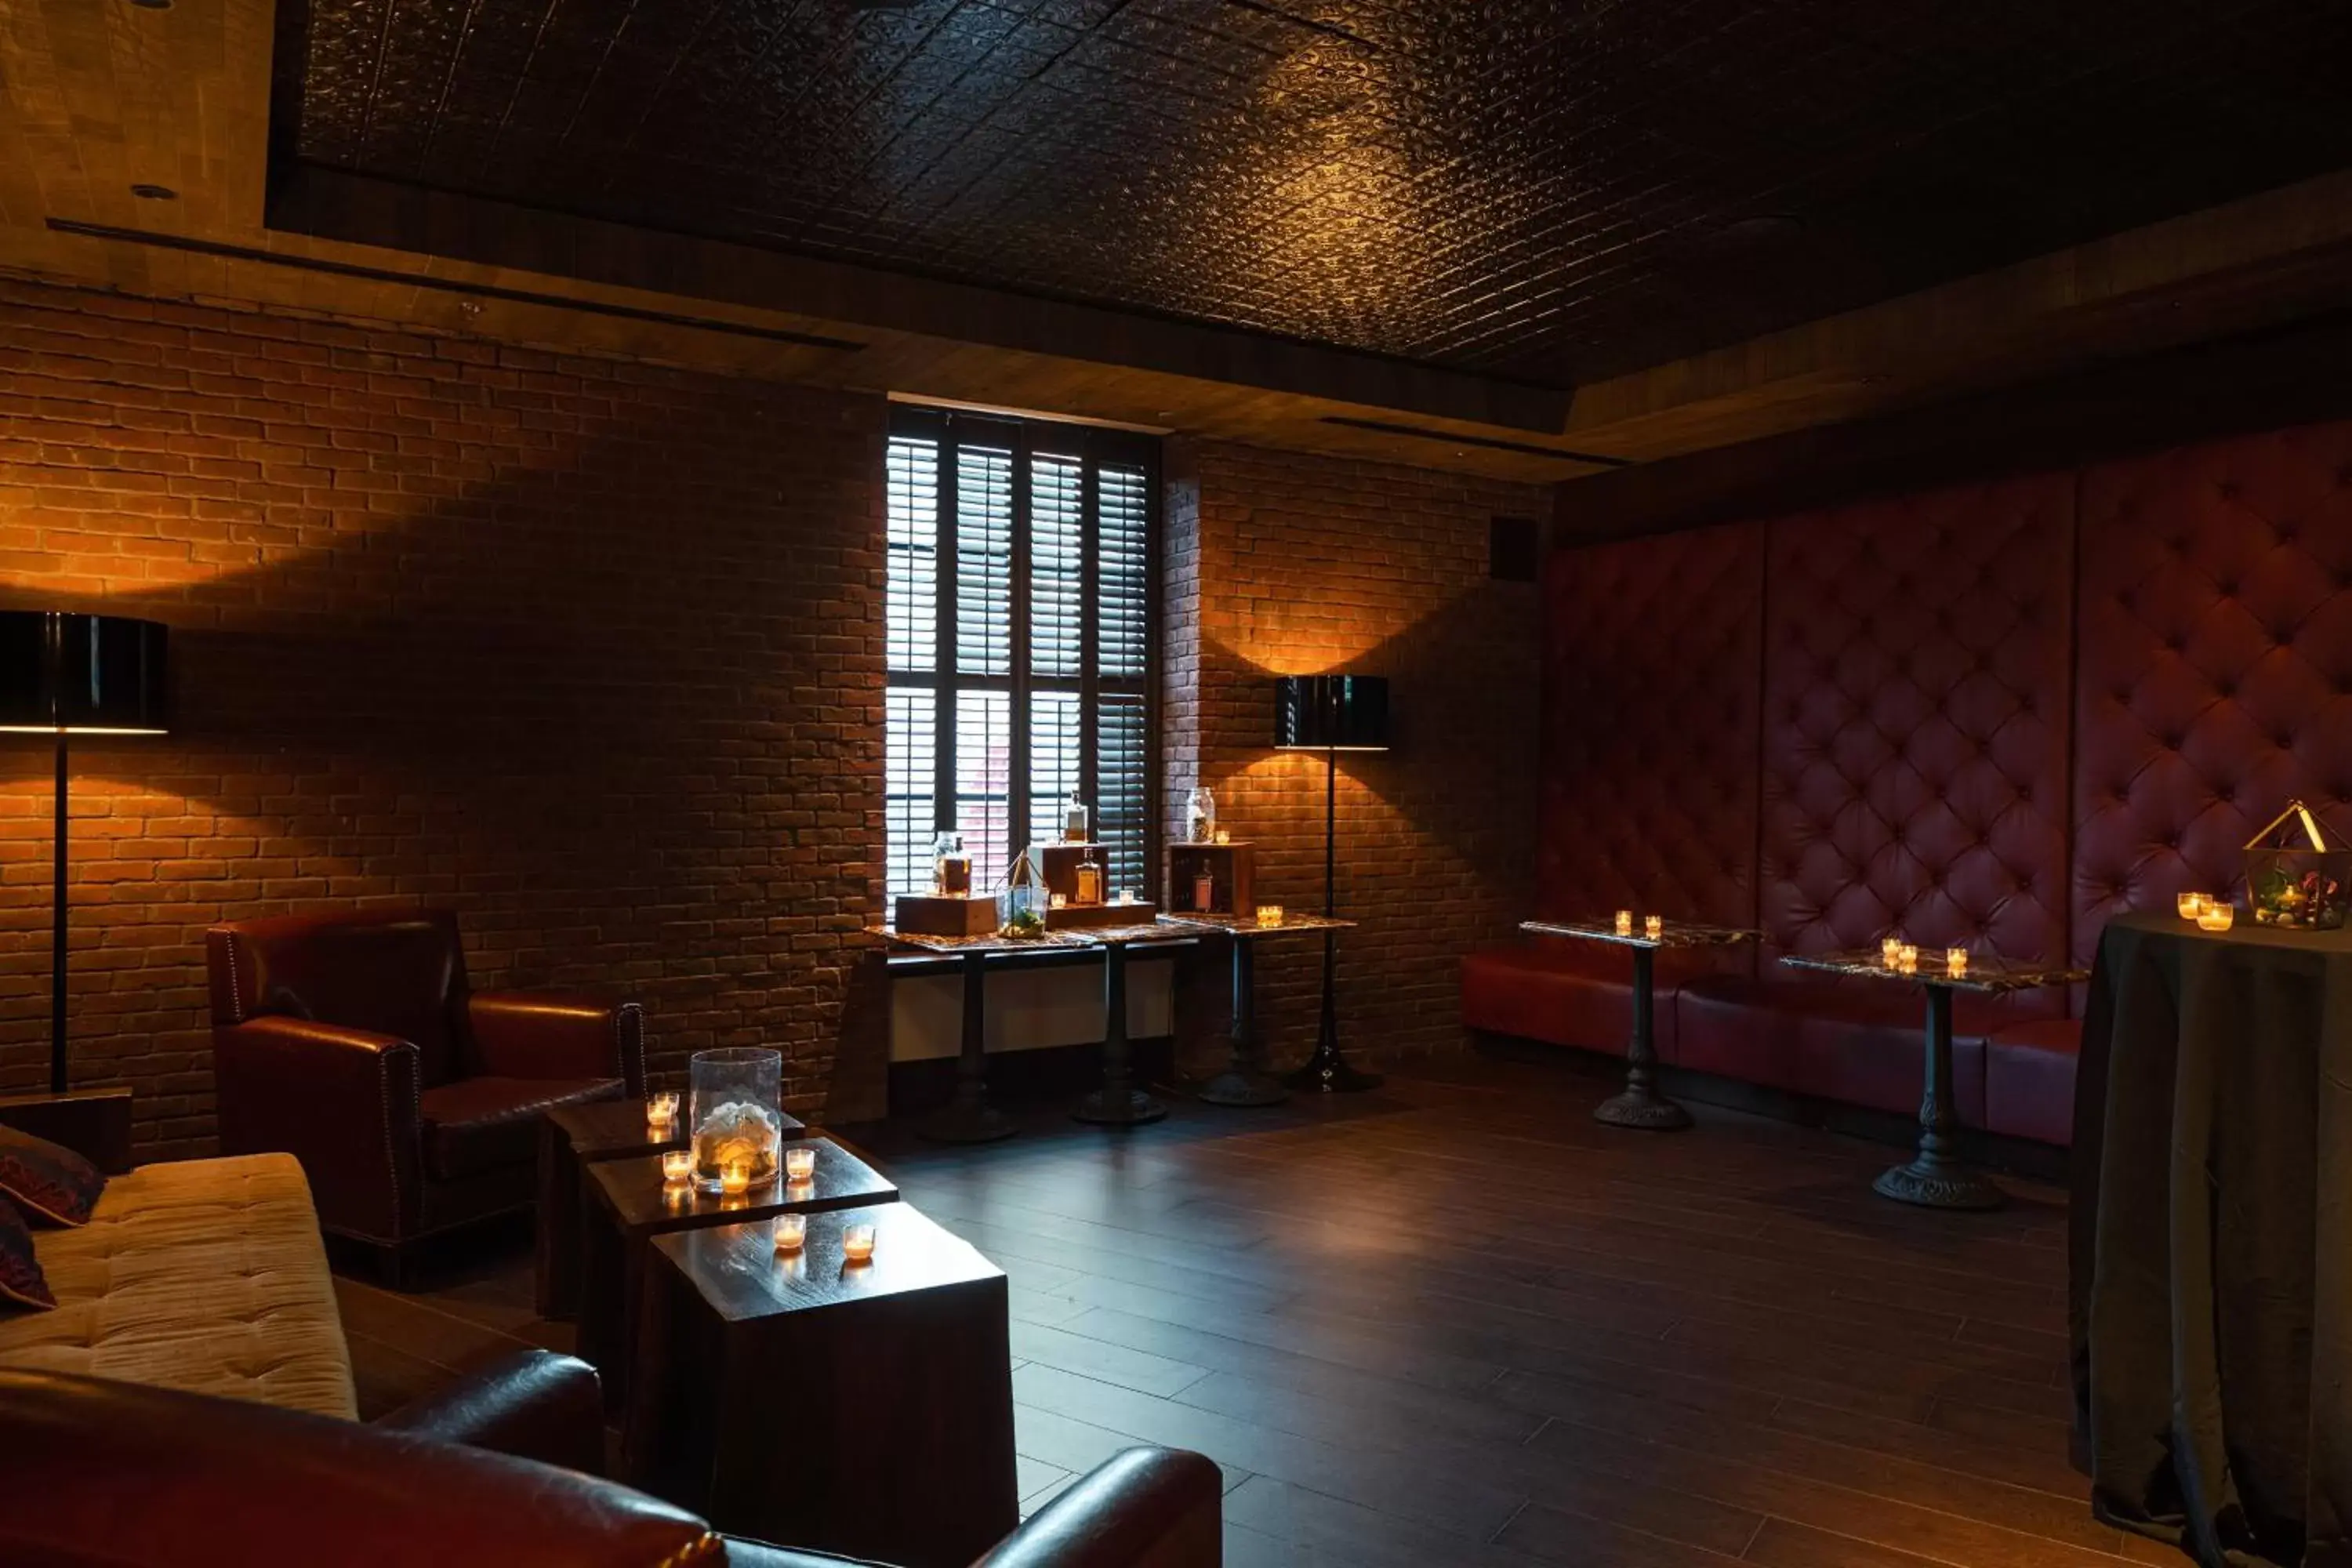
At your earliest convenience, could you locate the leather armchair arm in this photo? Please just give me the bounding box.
[212,1015,419,1246]
[374,1348,606,1477]
[470,992,646,1095]
[724,1448,1221,1568]
[0,1370,722,1568]
[981,1448,1221,1568]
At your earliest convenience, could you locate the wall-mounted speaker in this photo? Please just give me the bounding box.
[1490,516,1541,582]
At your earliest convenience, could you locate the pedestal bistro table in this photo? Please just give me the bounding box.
[2071,911,2352,1567]
[1521,918,1759,1131]
[1173,910,1356,1107]
[866,924,1090,1144]
[1068,918,1211,1127]
[1780,949,2085,1210]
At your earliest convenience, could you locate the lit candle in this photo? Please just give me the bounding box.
[2176,891,2209,920]
[773,1214,807,1252]
[1643,915,1663,940]
[1946,948,1969,978]
[720,1158,752,1196]
[1614,910,1633,935]
[1213,829,1232,846]
[783,1145,817,1182]
[842,1222,877,1263]
[647,1091,679,1131]
[1050,892,1069,909]
[2198,903,2236,932]
[1881,935,1902,966]
[1256,904,1283,927]
[660,1150,694,1185]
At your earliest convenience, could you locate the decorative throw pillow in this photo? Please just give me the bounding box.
[0,1195,53,1311]
[0,1124,106,1227]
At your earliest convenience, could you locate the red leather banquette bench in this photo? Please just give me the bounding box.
[1466,421,2352,1146]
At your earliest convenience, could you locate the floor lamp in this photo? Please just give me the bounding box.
[1273,673,1387,1094]
[0,612,169,1094]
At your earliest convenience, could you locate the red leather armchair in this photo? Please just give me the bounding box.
[209,908,644,1283]
[0,1367,1223,1568]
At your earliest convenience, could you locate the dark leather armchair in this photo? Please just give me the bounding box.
[209,908,644,1283]
[0,1365,1223,1568]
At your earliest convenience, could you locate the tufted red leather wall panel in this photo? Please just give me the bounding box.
[1758,474,2077,993]
[1481,416,2352,1146]
[2071,421,2352,967]
[1465,524,1763,1058]
[1537,523,1766,925]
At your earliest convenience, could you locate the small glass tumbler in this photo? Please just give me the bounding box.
[2177,891,2209,920]
[773,1214,807,1252]
[784,1145,817,1183]
[660,1150,694,1185]
[1643,915,1664,940]
[1946,948,1969,978]
[842,1223,877,1263]
[1615,910,1633,935]
[647,1091,680,1132]
[2198,904,2237,932]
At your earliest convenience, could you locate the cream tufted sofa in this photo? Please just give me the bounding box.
[0,1152,357,1419]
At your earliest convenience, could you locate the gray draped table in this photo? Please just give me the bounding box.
[2071,910,2352,1566]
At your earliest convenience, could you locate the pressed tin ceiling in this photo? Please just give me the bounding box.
[278,0,2352,389]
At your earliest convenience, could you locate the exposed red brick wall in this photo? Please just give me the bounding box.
[1165,440,1544,1073]
[0,276,887,1158]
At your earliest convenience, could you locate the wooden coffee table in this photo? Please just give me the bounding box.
[626,1202,1017,1568]
[576,1135,897,1407]
[537,1098,804,1319]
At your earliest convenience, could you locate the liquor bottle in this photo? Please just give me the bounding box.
[933,831,971,896]
[1075,853,1104,906]
[1193,868,1215,912]
[1063,796,1090,843]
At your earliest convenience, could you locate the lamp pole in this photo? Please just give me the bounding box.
[49,728,67,1092]
[1286,734,1381,1093]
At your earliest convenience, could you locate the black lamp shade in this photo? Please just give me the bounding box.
[0,612,169,734]
[1274,674,1388,751]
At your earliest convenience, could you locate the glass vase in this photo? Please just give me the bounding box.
[688,1047,784,1192]
[1186,786,1216,844]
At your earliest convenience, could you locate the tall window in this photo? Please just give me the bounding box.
[886,406,1159,902]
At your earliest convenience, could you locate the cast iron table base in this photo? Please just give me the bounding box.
[1872,983,2005,1210]
[1199,938,1284,1105]
[1591,946,1690,1131]
[924,949,1016,1144]
[1075,935,1167,1126]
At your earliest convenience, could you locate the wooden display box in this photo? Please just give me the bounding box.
[1037,842,1108,903]
[1166,841,1254,916]
[893,894,1000,938]
[1047,900,1156,931]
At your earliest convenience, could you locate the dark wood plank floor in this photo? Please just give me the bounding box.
[339,1053,2142,1568]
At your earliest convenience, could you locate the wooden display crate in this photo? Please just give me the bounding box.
[1037,842,1109,905]
[892,893,1000,938]
[1166,841,1254,916]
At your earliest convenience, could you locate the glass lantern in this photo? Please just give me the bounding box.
[1186,786,1216,845]
[998,847,1050,938]
[932,829,971,896]
[688,1047,784,1192]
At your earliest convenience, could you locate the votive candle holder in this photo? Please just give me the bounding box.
[1643,915,1664,940]
[2198,904,2237,933]
[719,1158,753,1196]
[660,1150,694,1185]
[842,1222,877,1263]
[1946,948,1969,978]
[783,1145,817,1183]
[1615,910,1633,935]
[773,1214,807,1252]
[2177,891,2210,920]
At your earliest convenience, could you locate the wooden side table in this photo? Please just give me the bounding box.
[577,1135,897,1409]
[539,1098,720,1319]
[627,1203,1016,1568]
